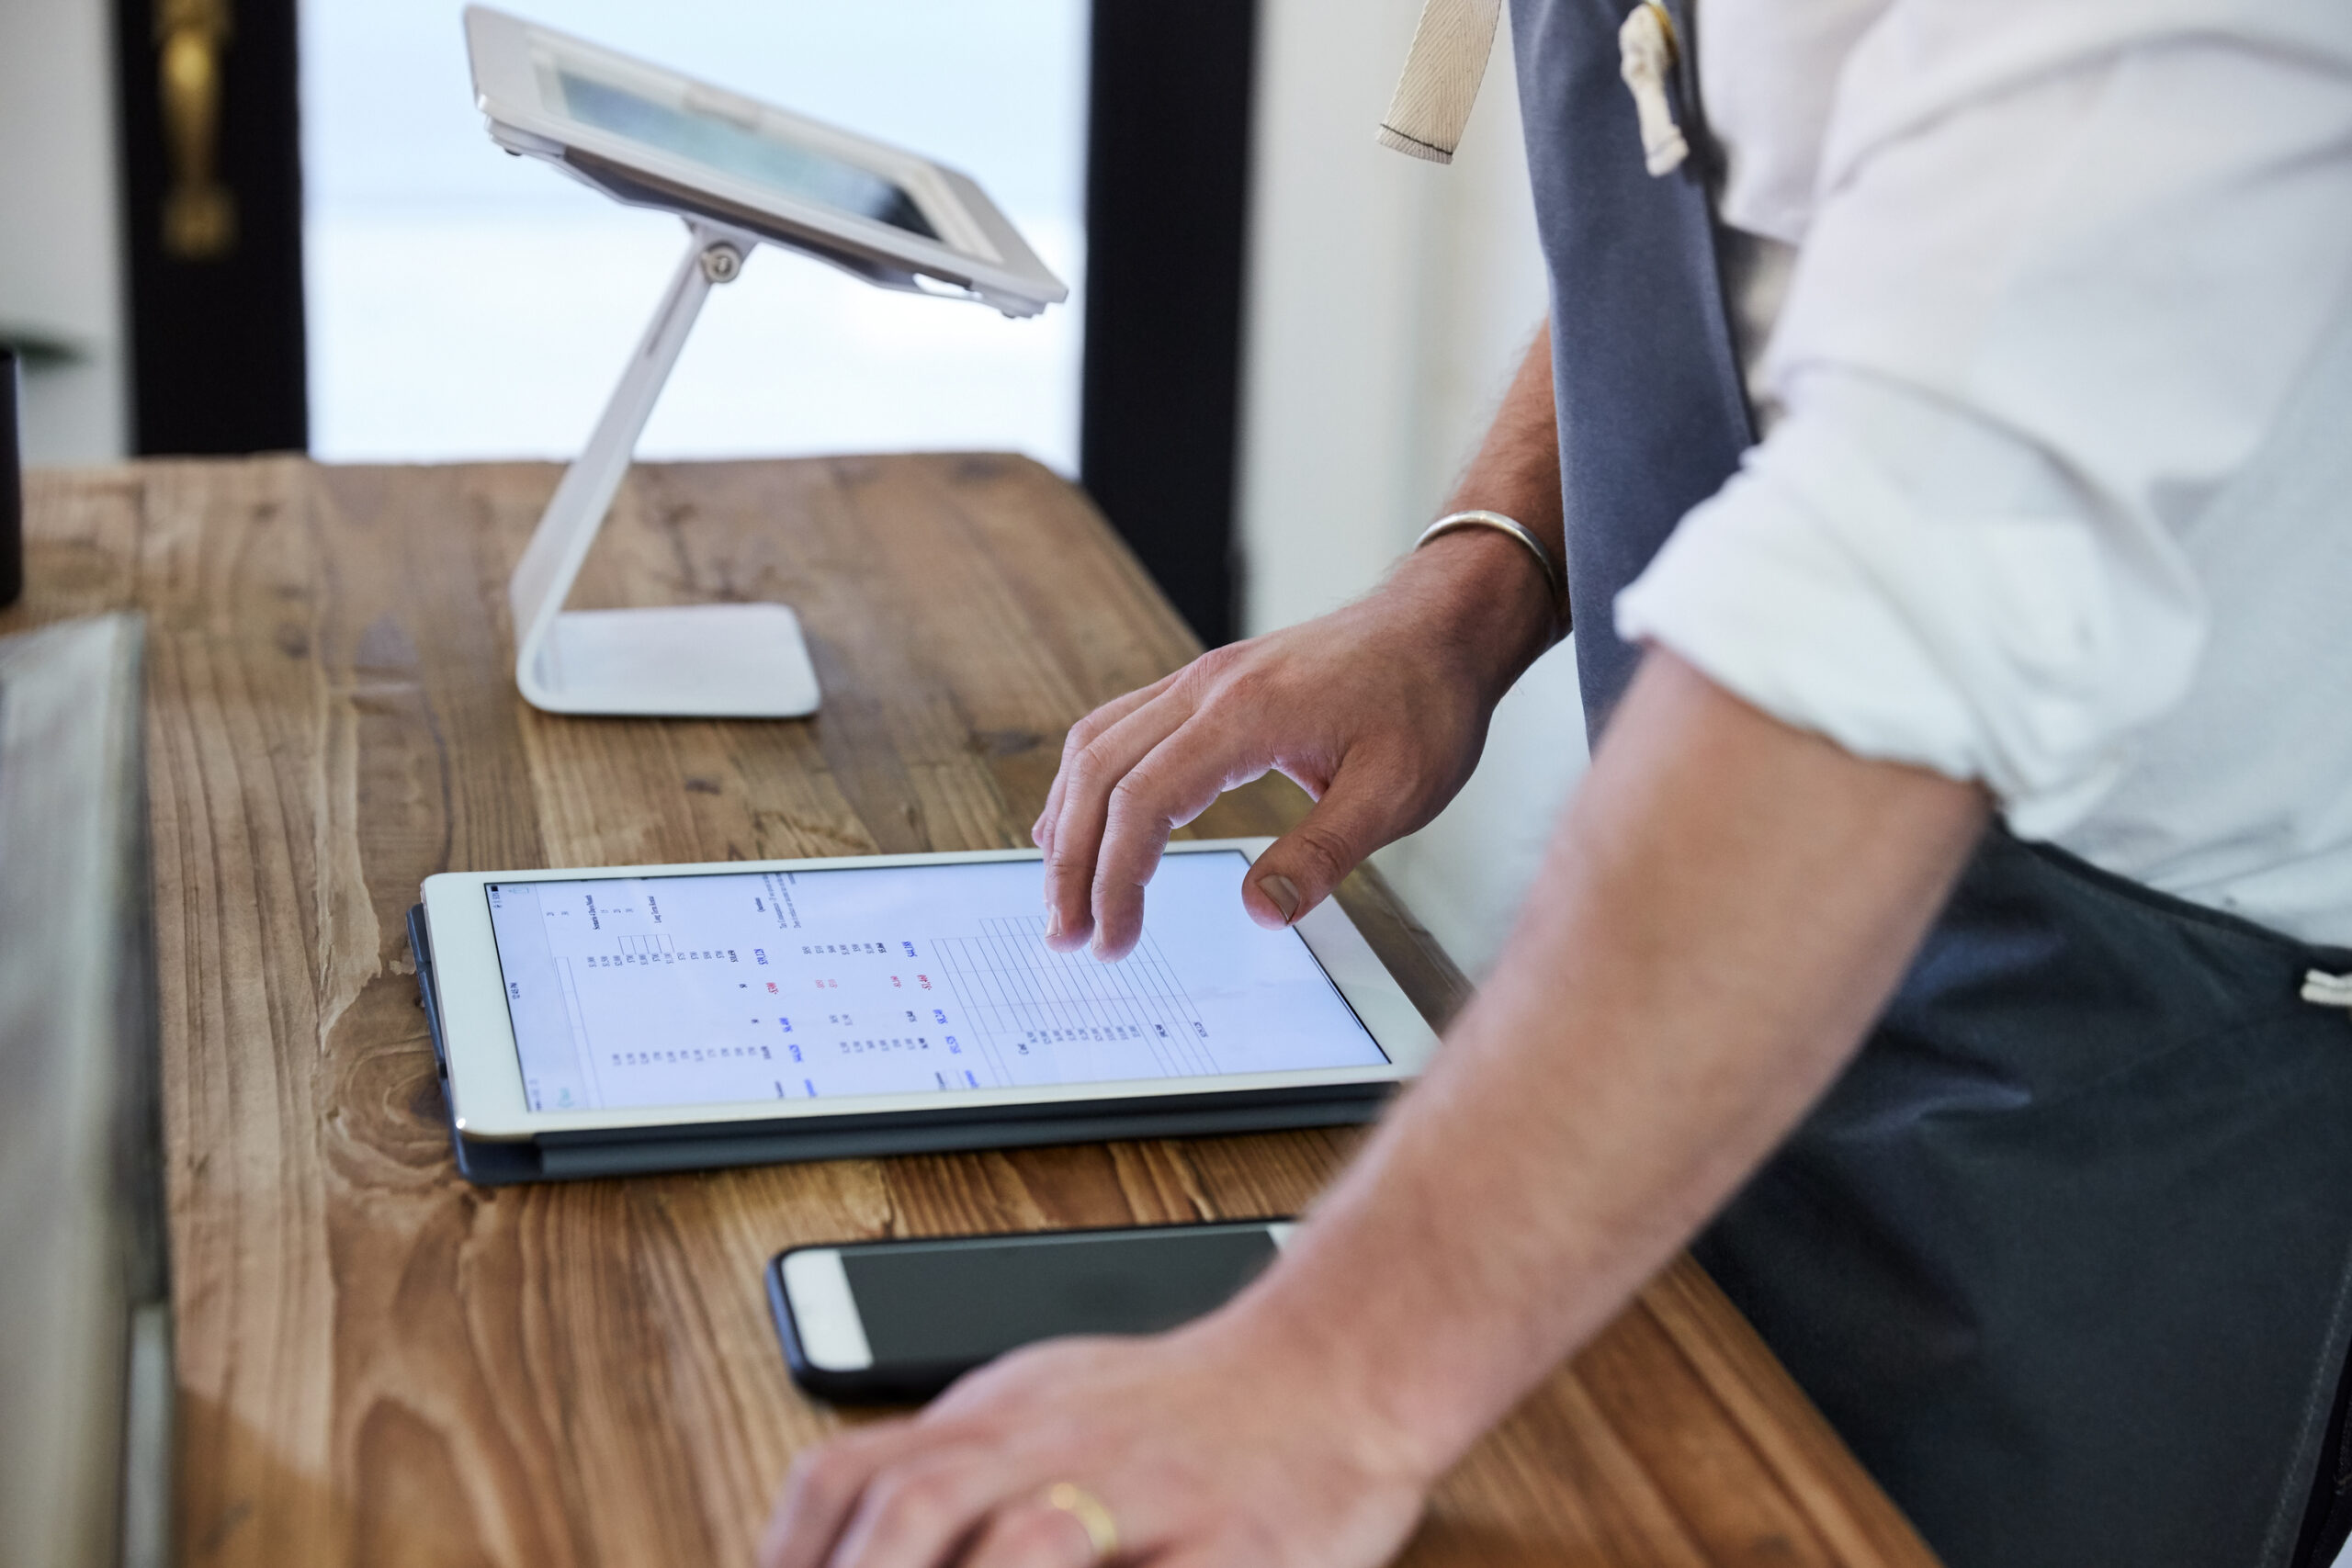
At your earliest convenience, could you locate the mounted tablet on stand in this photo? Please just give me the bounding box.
[464,7,1069,717]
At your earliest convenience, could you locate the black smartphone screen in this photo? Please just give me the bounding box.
[773,1222,1286,1400]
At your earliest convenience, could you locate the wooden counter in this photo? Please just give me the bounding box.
[6,455,1938,1567]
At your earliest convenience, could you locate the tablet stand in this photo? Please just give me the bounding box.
[508,217,823,717]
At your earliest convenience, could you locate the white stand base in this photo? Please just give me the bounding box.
[525,604,820,717]
[508,219,824,719]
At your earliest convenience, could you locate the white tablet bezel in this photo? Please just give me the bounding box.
[421,840,1440,1142]
[463,6,1069,316]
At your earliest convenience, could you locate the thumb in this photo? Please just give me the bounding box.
[1243,760,1405,930]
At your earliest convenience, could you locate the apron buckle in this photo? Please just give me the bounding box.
[2303,970,2352,1018]
[1617,2,1689,177]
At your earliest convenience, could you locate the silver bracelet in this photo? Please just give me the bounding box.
[1413,510,1568,636]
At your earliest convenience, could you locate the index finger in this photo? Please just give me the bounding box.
[1033,672,1179,855]
[1088,718,1274,960]
[1040,685,1197,952]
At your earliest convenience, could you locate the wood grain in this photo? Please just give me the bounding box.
[4,456,1939,1568]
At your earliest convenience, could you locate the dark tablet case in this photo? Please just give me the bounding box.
[407,905,1391,1185]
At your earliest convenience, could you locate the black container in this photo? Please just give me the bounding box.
[0,347,20,609]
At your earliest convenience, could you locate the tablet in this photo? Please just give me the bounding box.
[412,841,1439,1183]
[463,6,1069,317]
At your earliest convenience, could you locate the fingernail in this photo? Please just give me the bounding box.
[1046,906,1062,939]
[1258,874,1301,922]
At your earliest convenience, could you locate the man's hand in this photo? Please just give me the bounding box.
[757,1317,1432,1568]
[1033,549,1544,960]
[1035,324,1566,961]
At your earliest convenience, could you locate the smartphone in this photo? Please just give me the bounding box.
[767,1219,1295,1403]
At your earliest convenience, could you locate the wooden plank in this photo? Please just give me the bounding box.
[0,456,1939,1568]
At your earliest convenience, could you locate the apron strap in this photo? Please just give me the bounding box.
[1378,0,1505,164]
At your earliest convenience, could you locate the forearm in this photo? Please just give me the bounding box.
[1220,649,1989,1478]
[1385,322,1565,694]
[1440,319,1566,567]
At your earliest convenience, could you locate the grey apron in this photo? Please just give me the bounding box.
[1505,0,2352,1561]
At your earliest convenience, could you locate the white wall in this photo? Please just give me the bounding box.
[0,0,129,464]
[1238,0,1586,976]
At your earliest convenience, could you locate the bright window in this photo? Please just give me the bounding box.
[301,2,1088,470]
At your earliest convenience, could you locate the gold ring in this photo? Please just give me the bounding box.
[1042,1481,1119,1561]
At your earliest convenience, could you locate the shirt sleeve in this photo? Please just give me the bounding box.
[1613,0,2352,837]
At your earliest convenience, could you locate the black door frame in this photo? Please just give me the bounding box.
[1080,0,1259,649]
[114,0,308,456]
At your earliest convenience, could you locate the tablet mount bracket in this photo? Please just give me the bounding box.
[506,216,822,718]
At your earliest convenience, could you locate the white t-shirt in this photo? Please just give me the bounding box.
[1614,0,2352,944]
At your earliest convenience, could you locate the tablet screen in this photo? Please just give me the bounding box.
[554,69,938,239]
[483,852,1387,1112]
